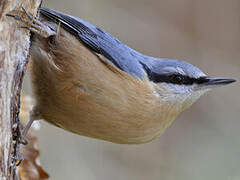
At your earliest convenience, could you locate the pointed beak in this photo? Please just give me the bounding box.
[198,77,236,89]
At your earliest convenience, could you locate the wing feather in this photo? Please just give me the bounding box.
[39,7,145,79]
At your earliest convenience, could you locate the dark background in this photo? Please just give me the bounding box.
[23,0,240,179]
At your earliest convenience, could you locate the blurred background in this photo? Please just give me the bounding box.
[23,0,239,179]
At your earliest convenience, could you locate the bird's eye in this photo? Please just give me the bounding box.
[170,75,183,84]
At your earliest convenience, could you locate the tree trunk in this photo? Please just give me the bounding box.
[0,0,41,179]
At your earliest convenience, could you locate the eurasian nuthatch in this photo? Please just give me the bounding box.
[11,7,236,144]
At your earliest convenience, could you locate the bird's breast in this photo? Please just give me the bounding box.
[29,27,178,144]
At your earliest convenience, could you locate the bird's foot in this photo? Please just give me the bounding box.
[6,7,56,38]
[12,122,28,146]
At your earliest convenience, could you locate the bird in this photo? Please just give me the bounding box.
[8,7,236,144]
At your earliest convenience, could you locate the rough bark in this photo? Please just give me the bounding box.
[0,0,41,179]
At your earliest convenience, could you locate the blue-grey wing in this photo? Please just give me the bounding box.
[39,7,146,79]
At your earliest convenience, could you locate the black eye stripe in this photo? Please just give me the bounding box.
[140,63,208,85]
[148,72,208,85]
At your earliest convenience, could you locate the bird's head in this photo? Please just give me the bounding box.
[142,58,236,112]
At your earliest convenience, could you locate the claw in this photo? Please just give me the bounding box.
[16,157,24,166]
[21,6,33,20]
[19,137,28,145]
[6,14,20,20]
[6,13,30,25]
[19,26,29,29]
[11,153,24,167]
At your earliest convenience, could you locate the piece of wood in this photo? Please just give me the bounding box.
[0,0,41,179]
